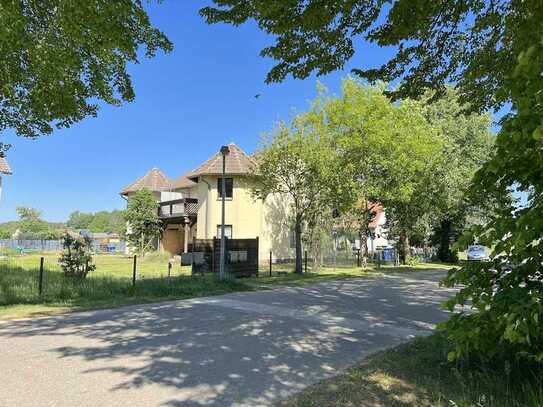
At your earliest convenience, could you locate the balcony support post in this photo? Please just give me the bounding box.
[183,217,190,253]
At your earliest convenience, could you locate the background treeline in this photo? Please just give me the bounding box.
[0,208,125,239]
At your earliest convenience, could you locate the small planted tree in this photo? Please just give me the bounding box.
[123,189,163,258]
[59,234,95,279]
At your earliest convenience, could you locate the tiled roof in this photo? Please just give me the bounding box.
[120,168,172,195]
[170,175,197,190]
[186,143,256,180]
[368,202,385,228]
[0,157,12,175]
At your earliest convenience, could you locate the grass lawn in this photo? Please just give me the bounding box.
[0,252,245,319]
[0,251,453,320]
[282,332,543,407]
[255,261,453,287]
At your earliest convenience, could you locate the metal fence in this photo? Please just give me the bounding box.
[0,253,191,306]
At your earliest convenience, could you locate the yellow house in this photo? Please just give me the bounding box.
[121,144,294,261]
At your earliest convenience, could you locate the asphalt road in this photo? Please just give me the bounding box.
[0,271,456,407]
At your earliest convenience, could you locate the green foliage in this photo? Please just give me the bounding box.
[16,207,48,233]
[0,0,172,154]
[252,122,343,273]
[66,211,95,230]
[203,0,543,363]
[67,210,125,235]
[442,37,543,363]
[58,234,96,280]
[420,88,495,261]
[9,206,66,239]
[201,0,538,113]
[302,79,444,264]
[123,189,162,257]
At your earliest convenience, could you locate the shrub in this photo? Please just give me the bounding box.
[407,255,422,267]
[58,234,95,279]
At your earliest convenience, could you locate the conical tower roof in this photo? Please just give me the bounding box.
[120,167,171,196]
[186,143,256,180]
[0,156,12,175]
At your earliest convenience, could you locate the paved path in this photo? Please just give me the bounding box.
[0,271,456,406]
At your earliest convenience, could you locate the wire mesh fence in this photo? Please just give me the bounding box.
[0,252,195,306]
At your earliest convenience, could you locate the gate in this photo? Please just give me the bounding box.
[188,237,259,278]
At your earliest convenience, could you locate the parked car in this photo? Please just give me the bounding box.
[467,245,489,261]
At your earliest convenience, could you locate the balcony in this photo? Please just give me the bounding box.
[158,198,198,221]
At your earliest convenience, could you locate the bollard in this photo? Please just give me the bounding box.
[304,250,308,273]
[38,257,44,298]
[269,251,272,277]
[168,262,172,282]
[132,255,137,286]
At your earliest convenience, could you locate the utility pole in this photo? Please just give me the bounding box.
[219,145,230,280]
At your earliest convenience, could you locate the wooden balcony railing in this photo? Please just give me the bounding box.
[158,198,198,219]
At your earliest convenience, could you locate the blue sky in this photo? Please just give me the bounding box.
[0,2,398,222]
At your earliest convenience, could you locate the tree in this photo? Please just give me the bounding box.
[442,42,543,362]
[67,209,126,235]
[0,0,172,155]
[200,0,538,113]
[302,80,443,264]
[16,206,48,234]
[123,189,162,257]
[202,0,543,362]
[420,88,495,262]
[252,123,342,274]
[66,211,94,230]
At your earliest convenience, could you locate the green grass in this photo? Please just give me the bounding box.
[255,261,453,287]
[0,253,247,319]
[0,252,453,320]
[282,332,543,407]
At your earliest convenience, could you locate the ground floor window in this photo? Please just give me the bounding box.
[216,224,233,239]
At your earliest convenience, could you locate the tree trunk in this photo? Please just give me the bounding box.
[399,230,410,264]
[359,230,368,268]
[438,218,452,262]
[295,218,303,274]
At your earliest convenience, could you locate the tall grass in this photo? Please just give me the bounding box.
[0,255,249,307]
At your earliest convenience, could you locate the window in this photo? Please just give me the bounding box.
[216,225,233,239]
[217,177,233,199]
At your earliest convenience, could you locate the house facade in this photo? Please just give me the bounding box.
[121,143,389,260]
[121,144,294,260]
[0,156,12,201]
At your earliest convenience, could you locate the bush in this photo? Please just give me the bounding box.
[58,234,96,279]
[407,255,422,267]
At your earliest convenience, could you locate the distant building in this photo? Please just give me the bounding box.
[0,156,12,201]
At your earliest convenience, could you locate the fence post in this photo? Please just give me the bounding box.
[269,251,272,277]
[192,236,196,275]
[132,255,137,286]
[304,250,308,273]
[38,256,44,298]
[255,236,259,277]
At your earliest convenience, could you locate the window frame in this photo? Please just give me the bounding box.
[217,177,233,200]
